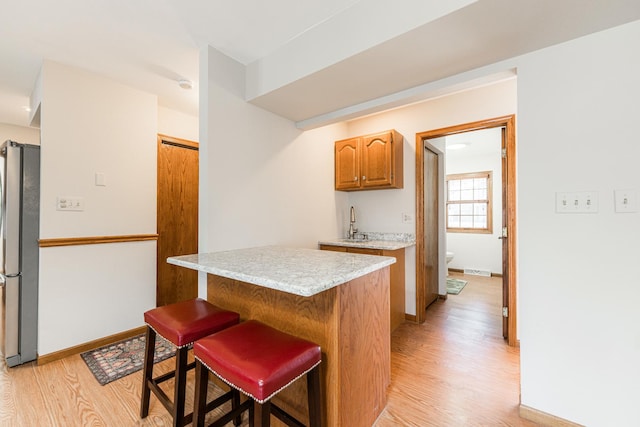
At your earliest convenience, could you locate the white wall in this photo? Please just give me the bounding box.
[344,79,516,315]
[38,61,157,355]
[515,21,640,426]
[0,123,40,146]
[199,47,346,293]
[158,106,198,142]
[445,128,502,274]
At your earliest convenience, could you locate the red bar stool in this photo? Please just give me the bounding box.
[193,320,322,427]
[140,298,240,427]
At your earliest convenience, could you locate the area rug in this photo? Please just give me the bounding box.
[446,278,468,295]
[81,333,176,386]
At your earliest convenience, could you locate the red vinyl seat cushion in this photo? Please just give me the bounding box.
[193,320,321,403]
[144,298,239,347]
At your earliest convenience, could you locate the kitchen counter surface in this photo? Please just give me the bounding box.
[167,245,395,297]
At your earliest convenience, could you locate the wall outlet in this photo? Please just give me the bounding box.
[402,212,414,223]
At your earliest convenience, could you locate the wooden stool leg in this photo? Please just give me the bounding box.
[307,365,322,427]
[193,360,209,427]
[232,389,242,426]
[140,326,156,418]
[172,346,189,427]
[253,400,271,427]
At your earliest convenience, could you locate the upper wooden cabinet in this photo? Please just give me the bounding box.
[335,129,403,191]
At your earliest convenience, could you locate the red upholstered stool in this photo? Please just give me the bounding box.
[193,320,322,427]
[140,298,240,427]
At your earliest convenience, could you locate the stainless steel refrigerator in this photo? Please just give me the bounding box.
[1,140,40,367]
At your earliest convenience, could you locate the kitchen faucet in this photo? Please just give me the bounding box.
[348,206,357,239]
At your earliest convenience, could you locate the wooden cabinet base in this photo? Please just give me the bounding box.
[320,245,406,332]
[207,268,390,427]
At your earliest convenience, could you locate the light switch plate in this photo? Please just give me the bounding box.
[615,189,637,213]
[95,172,106,186]
[57,197,84,211]
[556,191,598,214]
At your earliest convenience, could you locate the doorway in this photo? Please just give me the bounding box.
[156,134,199,307]
[415,115,517,346]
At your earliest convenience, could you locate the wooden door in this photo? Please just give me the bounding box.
[361,131,392,188]
[423,146,439,309]
[156,134,199,307]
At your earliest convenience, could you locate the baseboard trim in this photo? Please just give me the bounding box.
[404,313,417,323]
[37,325,147,365]
[519,404,584,427]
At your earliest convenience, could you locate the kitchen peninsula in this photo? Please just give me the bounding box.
[168,246,396,427]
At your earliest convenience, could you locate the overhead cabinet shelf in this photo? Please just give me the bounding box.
[334,129,403,191]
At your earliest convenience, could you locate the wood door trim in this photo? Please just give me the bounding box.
[39,234,158,247]
[415,115,518,347]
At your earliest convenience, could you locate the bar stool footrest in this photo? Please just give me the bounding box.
[271,403,306,427]
[209,398,252,427]
[152,360,197,385]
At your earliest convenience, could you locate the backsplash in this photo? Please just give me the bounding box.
[360,232,415,243]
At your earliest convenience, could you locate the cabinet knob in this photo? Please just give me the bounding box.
[362,176,366,180]
[354,176,358,181]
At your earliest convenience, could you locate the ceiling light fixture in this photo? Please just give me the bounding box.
[178,79,193,90]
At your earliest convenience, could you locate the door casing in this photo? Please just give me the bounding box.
[415,115,517,346]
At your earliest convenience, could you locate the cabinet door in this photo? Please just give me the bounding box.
[361,131,394,188]
[335,138,360,190]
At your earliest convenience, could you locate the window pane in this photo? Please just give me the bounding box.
[448,216,460,228]
[474,178,487,189]
[460,179,474,190]
[460,203,473,215]
[449,189,461,201]
[474,203,487,215]
[448,204,460,215]
[474,189,487,200]
[460,216,473,228]
[474,216,487,228]
[449,180,460,191]
[460,189,473,200]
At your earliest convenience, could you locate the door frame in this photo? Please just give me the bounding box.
[415,115,518,346]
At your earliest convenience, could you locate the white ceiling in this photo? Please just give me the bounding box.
[1,0,640,129]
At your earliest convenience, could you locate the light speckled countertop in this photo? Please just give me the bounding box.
[319,232,416,251]
[167,246,395,297]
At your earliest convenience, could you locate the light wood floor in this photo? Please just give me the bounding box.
[0,274,537,426]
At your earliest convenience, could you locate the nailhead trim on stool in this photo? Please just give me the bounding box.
[193,320,322,427]
[140,298,240,427]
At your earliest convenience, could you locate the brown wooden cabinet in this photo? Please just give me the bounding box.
[320,244,406,332]
[334,130,403,191]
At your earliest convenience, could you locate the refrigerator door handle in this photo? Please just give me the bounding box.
[0,273,19,287]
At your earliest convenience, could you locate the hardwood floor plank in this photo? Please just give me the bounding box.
[0,274,537,426]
